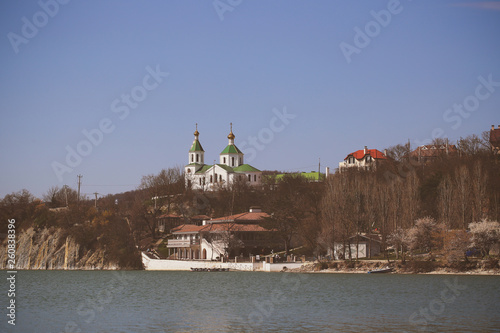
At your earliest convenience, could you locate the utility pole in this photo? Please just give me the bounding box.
[77,175,83,206]
[318,157,321,182]
[93,192,99,208]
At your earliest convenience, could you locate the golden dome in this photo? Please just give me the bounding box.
[227,122,235,139]
[194,123,199,136]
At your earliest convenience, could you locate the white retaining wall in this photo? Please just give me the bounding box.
[142,252,307,272]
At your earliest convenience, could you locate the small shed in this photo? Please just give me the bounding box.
[329,234,382,260]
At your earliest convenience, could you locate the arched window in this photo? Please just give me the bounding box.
[219,175,222,182]
[254,174,257,181]
[196,154,199,163]
[214,173,218,182]
[210,175,213,183]
[191,154,194,162]
[231,157,235,166]
[223,157,226,164]
[248,174,251,182]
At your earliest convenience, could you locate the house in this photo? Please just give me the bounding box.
[166,207,278,260]
[490,124,500,154]
[409,142,458,163]
[184,124,262,190]
[329,234,382,260]
[338,146,388,172]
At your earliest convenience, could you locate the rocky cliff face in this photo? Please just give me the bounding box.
[0,227,119,270]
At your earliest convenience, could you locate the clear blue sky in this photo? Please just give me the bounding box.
[1,0,499,199]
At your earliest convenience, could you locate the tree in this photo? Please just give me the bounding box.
[387,228,410,262]
[469,220,500,257]
[263,175,308,255]
[457,134,489,156]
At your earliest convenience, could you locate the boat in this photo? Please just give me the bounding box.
[367,267,393,274]
[190,267,229,272]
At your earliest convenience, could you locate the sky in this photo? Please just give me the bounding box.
[1,0,499,199]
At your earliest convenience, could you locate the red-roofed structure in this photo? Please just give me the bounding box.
[338,146,388,172]
[409,143,458,163]
[490,125,500,154]
[166,207,278,260]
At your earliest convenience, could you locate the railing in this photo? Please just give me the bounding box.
[167,239,199,248]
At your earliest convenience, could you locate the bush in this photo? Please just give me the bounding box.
[403,260,435,273]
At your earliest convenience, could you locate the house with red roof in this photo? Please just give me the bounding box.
[338,146,388,172]
[409,142,458,163]
[490,124,500,154]
[166,207,278,260]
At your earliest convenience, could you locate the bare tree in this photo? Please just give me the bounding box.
[469,219,500,257]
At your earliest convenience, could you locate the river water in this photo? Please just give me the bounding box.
[2,270,499,332]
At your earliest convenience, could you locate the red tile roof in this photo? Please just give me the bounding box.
[409,144,458,158]
[210,211,270,223]
[344,149,387,161]
[171,224,205,233]
[201,223,271,233]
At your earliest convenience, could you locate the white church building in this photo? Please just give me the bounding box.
[184,124,262,190]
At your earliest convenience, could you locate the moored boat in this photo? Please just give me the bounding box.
[367,267,393,274]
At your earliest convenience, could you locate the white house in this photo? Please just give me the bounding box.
[184,124,262,190]
[338,146,388,172]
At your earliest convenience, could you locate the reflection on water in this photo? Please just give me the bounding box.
[3,270,500,332]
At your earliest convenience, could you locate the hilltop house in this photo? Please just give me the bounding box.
[409,142,458,163]
[184,124,262,190]
[490,124,500,154]
[338,146,388,172]
[166,207,278,260]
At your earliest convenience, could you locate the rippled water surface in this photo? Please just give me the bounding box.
[2,270,500,332]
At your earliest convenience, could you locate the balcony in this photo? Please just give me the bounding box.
[167,239,199,248]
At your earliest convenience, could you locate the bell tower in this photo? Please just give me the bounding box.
[220,123,243,167]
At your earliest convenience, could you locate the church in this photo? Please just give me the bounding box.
[184,124,262,190]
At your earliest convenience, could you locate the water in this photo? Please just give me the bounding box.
[2,270,500,332]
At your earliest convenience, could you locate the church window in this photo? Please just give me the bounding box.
[219,175,222,182]
[231,157,235,166]
[248,174,251,182]
[191,155,194,162]
[215,173,218,182]
[223,157,226,164]
[196,154,199,163]
[210,175,213,183]
[254,174,257,182]
[199,178,202,185]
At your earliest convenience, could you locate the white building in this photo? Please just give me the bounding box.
[184,124,262,190]
[338,146,388,172]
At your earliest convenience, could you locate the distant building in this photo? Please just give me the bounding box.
[409,142,458,163]
[329,234,382,260]
[338,146,388,172]
[184,124,262,190]
[490,124,500,154]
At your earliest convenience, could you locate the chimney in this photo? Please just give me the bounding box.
[325,167,330,178]
[493,125,495,130]
[384,149,387,156]
[364,146,368,155]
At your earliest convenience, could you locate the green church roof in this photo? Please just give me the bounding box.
[233,164,261,172]
[189,140,204,152]
[220,144,242,155]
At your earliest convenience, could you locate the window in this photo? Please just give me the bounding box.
[196,154,199,163]
[248,174,251,182]
[191,154,194,162]
[210,175,213,183]
[199,178,202,185]
[219,175,222,182]
[254,175,257,181]
[203,177,206,185]
[223,157,226,164]
[214,173,218,182]
[231,157,235,166]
